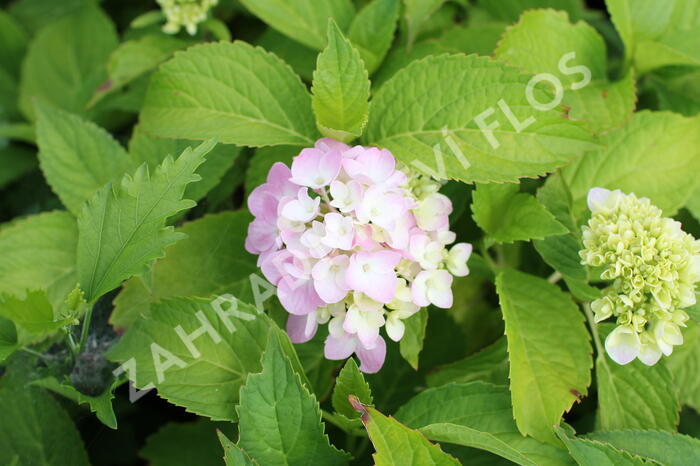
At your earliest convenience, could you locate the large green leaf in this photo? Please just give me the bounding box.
[238,0,355,50]
[0,211,77,306]
[648,67,700,117]
[0,316,18,363]
[0,380,90,466]
[140,42,319,147]
[584,430,700,465]
[606,0,700,73]
[35,101,131,215]
[110,211,257,329]
[128,125,242,203]
[558,111,700,217]
[219,431,258,466]
[403,0,446,47]
[236,333,349,465]
[596,351,680,432]
[363,54,598,184]
[494,9,636,134]
[90,33,191,106]
[347,0,399,74]
[555,427,648,466]
[311,20,370,142]
[471,183,567,243]
[108,296,270,421]
[496,270,592,443]
[426,337,508,388]
[351,396,460,465]
[0,11,27,78]
[476,0,584,22]
[667,320,700,411]
[395,382,575,466]
[18,5,118,120]
[77,139,214,302]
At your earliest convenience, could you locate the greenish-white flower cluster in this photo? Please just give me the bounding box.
[580,188,700,366]
[157,0,217,35]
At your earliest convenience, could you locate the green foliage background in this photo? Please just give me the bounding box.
[0,0,699,464]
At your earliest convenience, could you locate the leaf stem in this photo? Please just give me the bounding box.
[582,302,604,355]
[20,347,51,361]
[547,271,563,284]
[78,305,94,354]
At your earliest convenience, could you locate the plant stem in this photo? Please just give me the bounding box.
[547,271,563,284]
[583,302,604,355]
[78,305,94,354]
[64,328,79,358]
[20,347,50,360]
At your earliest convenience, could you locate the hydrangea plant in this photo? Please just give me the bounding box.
[0,0,699,464]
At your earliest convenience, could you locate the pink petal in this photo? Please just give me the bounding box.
[316,138,350,154]
[286,314,318,343]
[356,336,386,373]
[277,278,323,315]
[324,333,357,360]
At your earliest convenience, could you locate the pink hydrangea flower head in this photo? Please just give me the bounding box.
[245,138,471,372]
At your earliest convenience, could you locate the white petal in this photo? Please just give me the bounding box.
[587,187,612,212]
[605,326,641,365]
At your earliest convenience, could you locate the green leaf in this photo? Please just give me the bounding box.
[648,67,700,117]
[363,54,598,184]
[0,211,77,307]
[18,5,118,120]
[140,42,318,147]
[554,426,648,466]
[35,101,131,215]
[218,430,259,466]
[472,183,568,243]
[110,211,257,329]
[476,0,584,22]
[77,139,214,302]
[0,11,27,78]
[596,342,680,431]
[332,358,373,420]
[107,296,270,421]
[0,380,90,466]
[311,20,370,142]
[533,234,587,280]
[255,29,318,81]
[395,382,575,466]
[0,316,18,363]
[237,332,349,465]
[426,337,509,388]
[403,0,446,47]
[128,125,242,202]
[494,9,636,134]
[347,0,400,74]
[351,396,460,465]
[141,420,237,466]
[606,0,700,73]
[559,111,700,217]
[7,0,90,36]
[238,0,355,50]
[584,430,700,466]
[399,307,428,369]
[496,270,592,444]
[0,144,37,189]
[90,33,191,107]
[31,376,119,429]
[437,23,508,56]
[0,290,71,338]
[667,320,700,411]
[0,11,26,121]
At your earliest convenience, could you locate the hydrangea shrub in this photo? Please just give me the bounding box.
[1,0,700,464]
